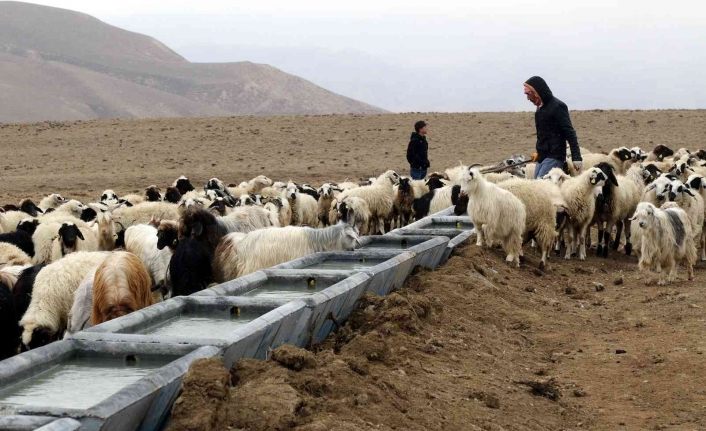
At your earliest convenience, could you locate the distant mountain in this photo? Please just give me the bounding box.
[0,1,383,122]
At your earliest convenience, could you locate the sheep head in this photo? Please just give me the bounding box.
[145,185,162,201]
[174,175,195,194]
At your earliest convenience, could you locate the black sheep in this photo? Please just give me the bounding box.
[174,176,195,195]
[12,265,44,319]
[180,207,228,252]
[0,229,35,257]
[0,282,20,360]
[164,186,182,204]
[169,237,213,297]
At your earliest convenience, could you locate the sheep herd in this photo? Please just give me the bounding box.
[0,143,703,362]
[457,144,705,286]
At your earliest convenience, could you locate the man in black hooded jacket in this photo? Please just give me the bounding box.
[407,120,430,180]
[523,76,582,178]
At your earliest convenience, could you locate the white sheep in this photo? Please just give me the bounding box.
[213,222,360,281]
[559,167,611,260]
[593,164,646,257]
[338,196,372,235]
[0,211,33,233]
[667,179,704,252]
[38,193,67,212]
[124,224,173,291]
[336,170,398,234]
[262,197,292,227]
[0,242,32,267]
[573,147,634,175]
[686,174,706,260]
[19,251,110,348]
[631,202,695,285]
[286,185,319,227]
[65,269,97,337]
[498,178,564,269]
[462,167,526,267]
[112,201,180,227]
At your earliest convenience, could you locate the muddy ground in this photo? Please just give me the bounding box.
[168,243,706,430]
[1,110,705,203]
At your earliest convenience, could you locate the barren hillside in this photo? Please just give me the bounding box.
[0,1,382,122]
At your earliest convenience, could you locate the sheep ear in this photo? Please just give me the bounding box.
[608,170,619,186]
[685,188,696,197]
[76,229,84,240]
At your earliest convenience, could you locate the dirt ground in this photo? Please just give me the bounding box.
[1,110,705,203]
[2,110,706,429]
[168,242,706,431]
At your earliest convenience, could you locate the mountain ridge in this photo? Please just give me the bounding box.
[0,1,383,122]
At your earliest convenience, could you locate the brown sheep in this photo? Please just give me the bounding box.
[91,251,153,325]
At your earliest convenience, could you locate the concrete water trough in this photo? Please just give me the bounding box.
[355,235,449,269]
[0,339,218,431]
[270,249,416,297]
[393,216,475,264]
[77,295,310,367]
[194,269,372,346]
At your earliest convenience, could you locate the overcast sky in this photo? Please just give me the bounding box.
[26,0,706,111]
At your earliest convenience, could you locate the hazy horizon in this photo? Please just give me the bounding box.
[23,0,706,112]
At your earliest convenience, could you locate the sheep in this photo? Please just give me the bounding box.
[572,146,633,175]
[542,167,571,186]
[92,251,154,325]
[646,144,674,162]
[38,193,67,212]
[95,212,120,251]
[337,196,371,235]
[65,270,96,336]
[498,178,564,269]
[39,199,86,223]
[485,172,516,184]
[173,175,195,195]
[180,207,275,253]
[317,183,340,226]
[100,190,119,206]
[0,210,35,233]
[0,228,35,257]
[169,237,214,296]
[11,264,44,320]
[164,186,183,204]
[667,179,704,254]
[631,202,695,285]
[286,185,319,227]
[48,222,99,262]
[461,167,526,267]
[120,194,145,206]
[0,280,20,359]
[337,181,360,191]
[593,163,646,257]
[124,224,173,293]
[392,178,415,228]
[686,174,706,260]
[336,170,398,234]
[19,251,110,349]
[213,222,360,281]
[17,199,42,217]
[642,174,674,206]
[445,164,468,184]
[0,242,32,267]
[112,201,180,227]
[558,167,611,260]
[409,179,430,199]
[145,185,162,202]
[156,220,180,251]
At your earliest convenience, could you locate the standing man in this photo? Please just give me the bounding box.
[407,120,430,180]
[524,76,582,178]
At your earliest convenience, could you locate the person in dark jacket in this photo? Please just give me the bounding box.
[407,120,430,180]
[524,76,582,178]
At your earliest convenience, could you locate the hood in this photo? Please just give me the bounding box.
[410,132,424,140]
[525,76,554,104]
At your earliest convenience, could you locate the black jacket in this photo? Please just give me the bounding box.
[525,76,582,162]
[407,132,430,169]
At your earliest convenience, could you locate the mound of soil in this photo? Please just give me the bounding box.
[168,243,706,430]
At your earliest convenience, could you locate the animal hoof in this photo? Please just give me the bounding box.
[601,247,609,258]
[625,243,632,256]
[539,261,546,271]
[596,245,603,256]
